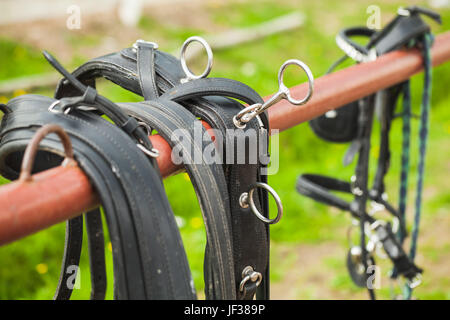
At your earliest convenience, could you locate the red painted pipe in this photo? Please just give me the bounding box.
[0,31,449,245]
[0,165,98,245]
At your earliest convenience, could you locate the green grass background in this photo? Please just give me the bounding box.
[0,0,448,299]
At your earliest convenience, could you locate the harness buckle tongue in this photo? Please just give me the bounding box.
[48,87,98,114]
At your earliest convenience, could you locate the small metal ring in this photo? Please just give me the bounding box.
[239,192,249,208]
[19,124,76,182]
[233,103,262,128]
[277,59,314,105]
[239,266,262,292]
[180,36,213,82]
[244,182,283,225]
[137,121,152,136]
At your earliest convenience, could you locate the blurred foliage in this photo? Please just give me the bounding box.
[0,0,448,299]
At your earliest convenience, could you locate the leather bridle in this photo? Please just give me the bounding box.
[296,6,440,299]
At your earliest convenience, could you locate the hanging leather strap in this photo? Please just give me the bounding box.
[117,98,237,299]
[160,80,270,300]
[0,94,195,300]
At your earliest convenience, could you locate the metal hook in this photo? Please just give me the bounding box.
[180,36,213,83]
[19,124,76,182]
[233,59,314,128]
[137,121,152,136]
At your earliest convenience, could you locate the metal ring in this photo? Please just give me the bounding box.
[136,143,160,158]
[19,124,76,182]
[277,59,314,105]
[137,121,152,136]
[233,103,262,129]
[239,192,249,208]
[239,266,262,292]
[180,36,213,82]
[244,182,283,225]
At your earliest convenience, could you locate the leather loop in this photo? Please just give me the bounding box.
[136,41,160,100]
[0,95,195,300]
[120,117,140,136]
[83,86,97,104]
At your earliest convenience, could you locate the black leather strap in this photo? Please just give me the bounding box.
[368,7,440,55]
[374,223,423,279]
[117,98,237,299]
[337,27,376,57]
[160,81,270,300]
[0,94,195,300]
[44,51,153,154]
[337,7,440,60]
[136,41,160,100]
[298,6,439,299]
[54,47,185,99]
[296,174,352,212]
[85,208,107,300]
[54,216,83,300]
[160,78,268,130]
[54,208,106,300]
[53,42,271,300]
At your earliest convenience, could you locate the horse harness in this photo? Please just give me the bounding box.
[0,37,314,299]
